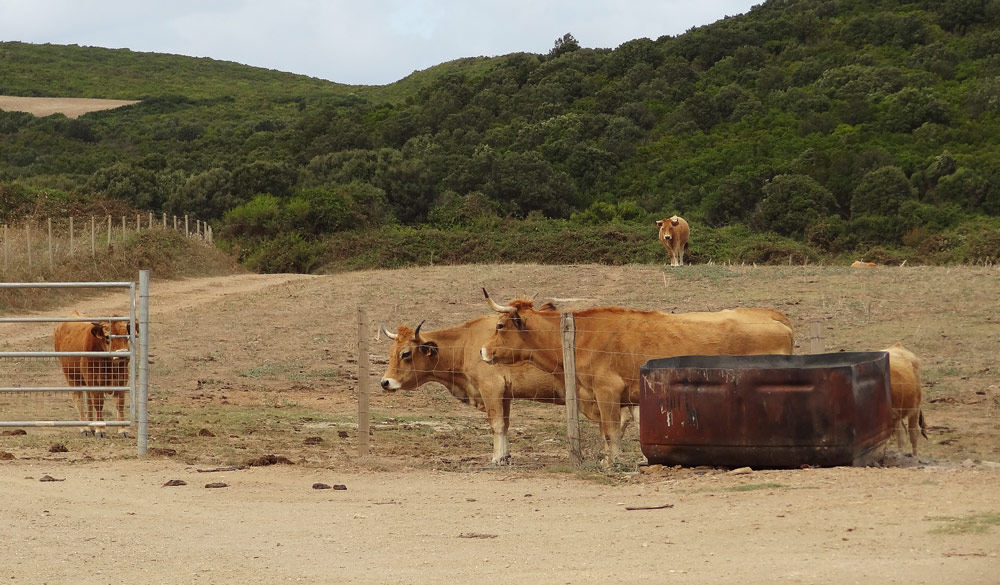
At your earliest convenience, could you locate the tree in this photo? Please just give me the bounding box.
[750,174,838,238]
[550,33,581,59]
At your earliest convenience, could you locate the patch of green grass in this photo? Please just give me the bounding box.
[927,512,1000,535]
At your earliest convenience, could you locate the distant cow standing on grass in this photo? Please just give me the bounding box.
[656,215,689,266]
[53,311,132,438]
[884,343,927,456]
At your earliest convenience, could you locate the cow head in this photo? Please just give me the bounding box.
[481,289,559,369]
[379,321,439,392]
[656,215,682,242]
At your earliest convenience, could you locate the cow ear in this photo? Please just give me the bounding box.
[512,313,524,330]
[418,341,438,357]
[89,323,106,340]
[655,220,663,227]
[671,217,680,226]
[539,302,557,311]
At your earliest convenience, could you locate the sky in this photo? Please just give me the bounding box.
[0,1,761,86]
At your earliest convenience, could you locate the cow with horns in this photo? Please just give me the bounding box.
[480,290,794,464]
[380,312,564,465]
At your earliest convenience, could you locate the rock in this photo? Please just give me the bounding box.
[163,479,187,486]
[48,444,68,453]
[312,483,332,489]
[729,467,753,475]
[205,482,228,488]
[39,475,65,482]
[333,484,347,490]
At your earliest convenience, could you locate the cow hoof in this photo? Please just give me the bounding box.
[81,429,95,438]
[94,430,107,439]
[489,455,512,467]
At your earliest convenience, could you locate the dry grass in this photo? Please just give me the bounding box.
[0,95,138,118]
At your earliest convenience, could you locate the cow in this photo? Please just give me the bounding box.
[480,291,794,464]
[884,343,927,456]
[379,313,564,465]
[655,215,690,267]
[53,311,132,438]
[851,260,877,267]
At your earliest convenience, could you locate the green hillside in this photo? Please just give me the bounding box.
[2,0,1000,271]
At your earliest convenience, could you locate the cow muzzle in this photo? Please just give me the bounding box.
[480,347,494,363]
[380,377,400,392]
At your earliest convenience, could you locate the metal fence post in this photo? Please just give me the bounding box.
[138,270,150,455]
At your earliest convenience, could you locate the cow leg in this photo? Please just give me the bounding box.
[71,389,95,437]
[113,391,132,438]
[484,397,512,466]
[670,249,679,267]
[90,391,107,438]
[906,410,921,456]
[892,411,907,451]
[593,382,626,465]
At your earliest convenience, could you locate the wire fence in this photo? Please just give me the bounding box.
[374,307,827,464]
[2,213,212,275]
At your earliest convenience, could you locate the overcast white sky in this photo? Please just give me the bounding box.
[0,1,760,86]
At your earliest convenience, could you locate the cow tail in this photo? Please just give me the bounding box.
[919,410,928,439]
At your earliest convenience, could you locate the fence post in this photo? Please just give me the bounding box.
[809,321,825,354]
[3,223,7,273]
[47,218,53,269]
[69,217,74,257]
[137,269,150,456]
[25,223,31,267]
[357,306,371,457]
[560,313,583,466]
[107,215,112,247]
[148,212,153,230]
[91,216,96,257]
[162,212,167,228]
[121,216,126,243]
[173,215,177,230]
[136,214,140,232]
[185,215,189,238]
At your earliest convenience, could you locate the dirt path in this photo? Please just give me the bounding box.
[2,268,999,584]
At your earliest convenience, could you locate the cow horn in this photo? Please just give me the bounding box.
[483,288,515,313]
[413,320,426,340]
[380,323,398,340]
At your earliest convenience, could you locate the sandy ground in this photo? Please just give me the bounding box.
[0,96,139,118]
[2,267,999,584]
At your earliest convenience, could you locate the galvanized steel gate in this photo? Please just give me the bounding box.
[0,270,149,454]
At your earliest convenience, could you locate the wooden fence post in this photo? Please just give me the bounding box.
[185,215,189,238]
[809,321,825,354]
[107,215,112,247]
[162,212,167,228]
[91,216,96,257]
[560,313,583,466]
[3,223,7,273]
[25,223,31,266]
[121,216,126,243]
[357,306,371,457]
[47,218,53,269]
[69,217,74,257]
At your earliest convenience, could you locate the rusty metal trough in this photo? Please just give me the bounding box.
[639,352,893,468]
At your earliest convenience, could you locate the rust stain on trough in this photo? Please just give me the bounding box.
[639,352,892,468]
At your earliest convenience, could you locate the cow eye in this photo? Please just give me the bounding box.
[401,350,412,360]
[496,323,503,330]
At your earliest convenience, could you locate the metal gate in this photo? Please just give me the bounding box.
[0,270,149,454]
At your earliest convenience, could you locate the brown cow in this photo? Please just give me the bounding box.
[481,291,794,463]
[851,260,877,267]
[380,315,564,465]
[53,311,131,438]
[655,215,690,267]
[884,343,927,456]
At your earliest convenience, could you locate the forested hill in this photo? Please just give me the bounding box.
[2,0,999,272]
